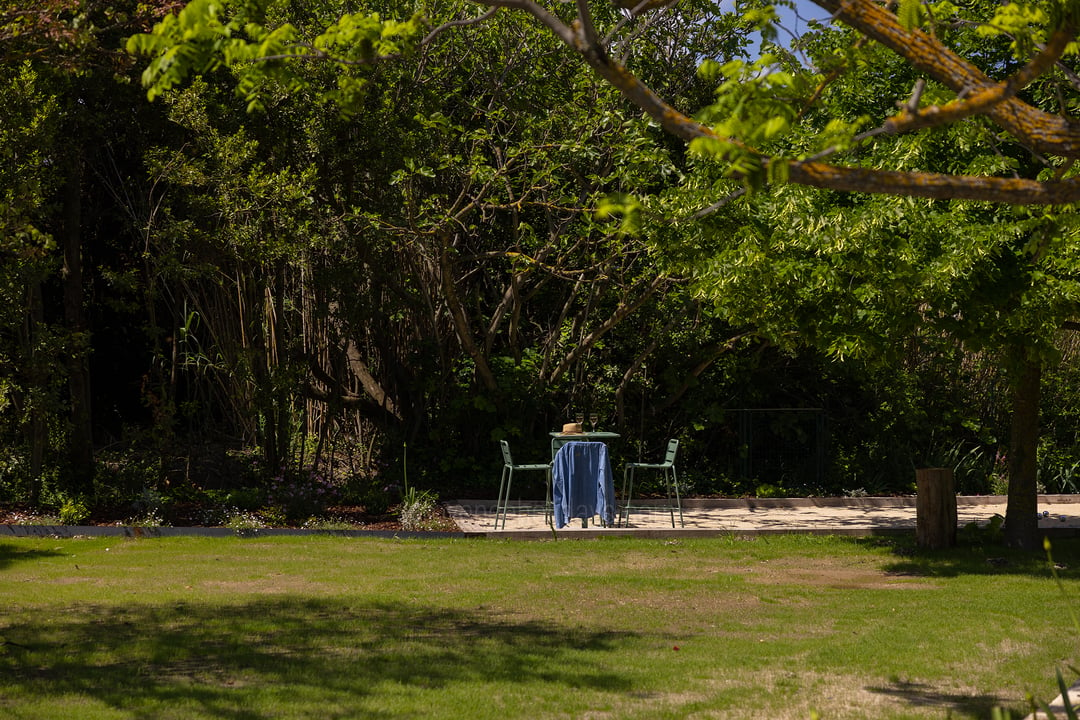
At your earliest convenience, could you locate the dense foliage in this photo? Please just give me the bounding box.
[2,1,1080,543]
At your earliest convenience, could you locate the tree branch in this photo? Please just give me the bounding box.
[438,237,500,394]
[547,273,668,384]
[884,20,1076,136]
[478,0,578,48]
[813,0,1080,158]
[655,332,755,414]
[785,160,1080,204]
[422,6,500,45]
[304,354,402,423]
[475,0,1080,204]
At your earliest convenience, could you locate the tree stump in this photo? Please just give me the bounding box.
[916,467,957,549]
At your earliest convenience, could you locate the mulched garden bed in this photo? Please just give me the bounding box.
[0,503,461,533]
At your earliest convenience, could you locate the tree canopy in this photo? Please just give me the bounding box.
[4,0,1080,548]
[129,0,1080,205]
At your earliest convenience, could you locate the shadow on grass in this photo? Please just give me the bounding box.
[866,679,1013,719]
[0,541,65,571]
[0,597,637,718]
[845,536,1080,579]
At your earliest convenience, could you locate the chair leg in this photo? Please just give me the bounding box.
[494,466,508,529]
[498,467,515,530]
[671,466,683,527]
[620,466,634,527]
[664,468,675,528]
[545,467,553,529]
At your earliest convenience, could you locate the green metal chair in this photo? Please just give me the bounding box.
[494,440,551,529]
[619,438,683,528]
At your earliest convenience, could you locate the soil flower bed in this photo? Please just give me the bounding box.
[0,503,461,533]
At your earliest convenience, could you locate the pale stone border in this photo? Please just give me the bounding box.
[1025,678,1080,720]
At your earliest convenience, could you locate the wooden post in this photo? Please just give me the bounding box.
[916,467,957,549]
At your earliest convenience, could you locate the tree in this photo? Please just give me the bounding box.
[0,61,62,504]
[457,0,1080,547]
[293,2,742,478]
[459,0,1080,205]
[468,0,1080,548]
[126,0,1080,545]
[0,0,181,497]
[126,0,760,494]
[638,2,1080,549]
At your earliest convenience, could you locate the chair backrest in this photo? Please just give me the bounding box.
[664,438,679,464]
[499,440,514,466]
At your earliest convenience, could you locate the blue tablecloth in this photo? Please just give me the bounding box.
[551,441,615,528]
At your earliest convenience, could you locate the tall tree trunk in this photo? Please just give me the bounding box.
[26,281,46,506]
[62,152,94,491]
[1003,352,1041,550]
[271,261,290,472]
[438,239,499,394]
[253,270,281,475]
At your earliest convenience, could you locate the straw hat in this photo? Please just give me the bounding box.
[560,422,584,435]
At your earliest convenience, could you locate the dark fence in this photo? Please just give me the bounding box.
[720,408,828,492]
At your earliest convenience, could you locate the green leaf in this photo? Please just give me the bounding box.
[898,0,922,30]
[760,116,788,141]
[697,59,723,83]
[596,193,643,235]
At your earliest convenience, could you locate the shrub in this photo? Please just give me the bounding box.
[224,509,268,530]
[127,487,169,526]
[266,470,337,523]
[58,496,90,525]
[399,487,438,531]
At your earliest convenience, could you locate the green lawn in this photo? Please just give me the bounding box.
[1,533,1077,719]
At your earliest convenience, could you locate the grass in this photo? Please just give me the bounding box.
[0,533,1077,719]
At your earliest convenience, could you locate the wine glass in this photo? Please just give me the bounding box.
[574,412,584,427]
[588,413,598,431]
